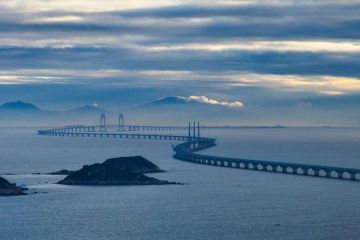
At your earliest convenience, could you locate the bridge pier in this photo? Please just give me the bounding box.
[350,173,356,181]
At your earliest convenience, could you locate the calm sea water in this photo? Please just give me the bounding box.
[1,127,359,240]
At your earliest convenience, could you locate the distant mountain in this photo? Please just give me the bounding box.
[146,96,196,106]
[0,101,115,127]
[68,105,109,113]
[0,101,40,111]
[128,96,245,124]
[140,96,242,108]
[0,98,249,126]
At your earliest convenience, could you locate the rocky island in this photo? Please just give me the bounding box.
[0,177,26,196]
[103,156,164,173]
[48,169,73,175]
[58,156,177,185]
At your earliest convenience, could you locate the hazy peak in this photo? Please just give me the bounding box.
[0,100,39,110]
[69,104,107,112]
[150,96,244,108]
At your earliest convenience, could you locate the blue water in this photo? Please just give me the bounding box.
[1,127,360,240]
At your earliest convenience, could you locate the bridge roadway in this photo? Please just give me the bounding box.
[49,124,216,133]
[38,129,193,141]
[173,140,360,182]
[38,128,360,182]
[46,124,280,133]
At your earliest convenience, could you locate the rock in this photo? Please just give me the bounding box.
[102,156,164,173]
[48,169,73,175]
[0,177,27,196]
[58,162,177,186]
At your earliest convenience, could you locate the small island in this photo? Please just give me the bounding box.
[58,156,178,186]
[0,177,27,196]
[103,156,164,173]
[48,169,73,175]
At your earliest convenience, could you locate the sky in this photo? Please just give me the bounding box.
[0,0,359,125]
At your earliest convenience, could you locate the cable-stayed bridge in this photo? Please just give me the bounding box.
[38,113,360,182]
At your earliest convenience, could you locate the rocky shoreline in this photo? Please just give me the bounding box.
[1,156,179,193]
[0,177,27,196]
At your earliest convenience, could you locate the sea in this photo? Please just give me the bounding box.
[0,127,359,240]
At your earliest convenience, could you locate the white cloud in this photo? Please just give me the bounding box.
[32,15,83,23]
[181,95,244,108]
[2,0,352,14]
[135,40,360,53]
[226,74,360,95]
[0,0,179,13]
[1,69,360,96]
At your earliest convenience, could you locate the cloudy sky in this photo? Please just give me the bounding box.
[0,0,359,125]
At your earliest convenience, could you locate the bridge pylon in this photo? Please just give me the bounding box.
[188,122,191,142]
[100,113,106,132]
[188,121,201,143]
[118,113,125,131]
[197,121,200,139]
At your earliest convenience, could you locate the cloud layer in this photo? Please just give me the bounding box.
[0,0,359,124]
[182,96,244,108]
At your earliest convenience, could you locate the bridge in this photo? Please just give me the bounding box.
[37,114,360,182]
[174,139,360,182]
[46,124,214,133]
[53,113,282,133]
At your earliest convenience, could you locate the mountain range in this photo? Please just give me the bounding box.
[0,101,113,127]
[128,96,245,124]
[0,96,247,126]
[0,101,40,111]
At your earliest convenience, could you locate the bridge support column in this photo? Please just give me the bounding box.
[100,113,106,132]
[270,165,277,172]
[118,113,125,131]
[350,173,356,181]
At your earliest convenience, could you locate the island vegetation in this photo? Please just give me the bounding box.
[57,156,178,186]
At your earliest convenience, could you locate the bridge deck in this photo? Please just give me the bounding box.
[45,124,282,133]
[37,129,214,142]
[173,141,360,182]
[45,124,219,133]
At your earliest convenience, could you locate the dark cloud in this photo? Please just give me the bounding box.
[0,46,359,78]
[118,4,360,19]
[0,1,359,125]
[0,3,360,40]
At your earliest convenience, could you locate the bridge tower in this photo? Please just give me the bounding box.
[188,121,200,142]
[193,122,196,141]
[188,122,191,142]
[118,113,125,131]
[197,121,200,139]
[100,113,106,132]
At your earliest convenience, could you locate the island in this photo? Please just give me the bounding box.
[103,156,164,173]
[48,169,73,175]
[58,156,178,185]
[0,177,27,196]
